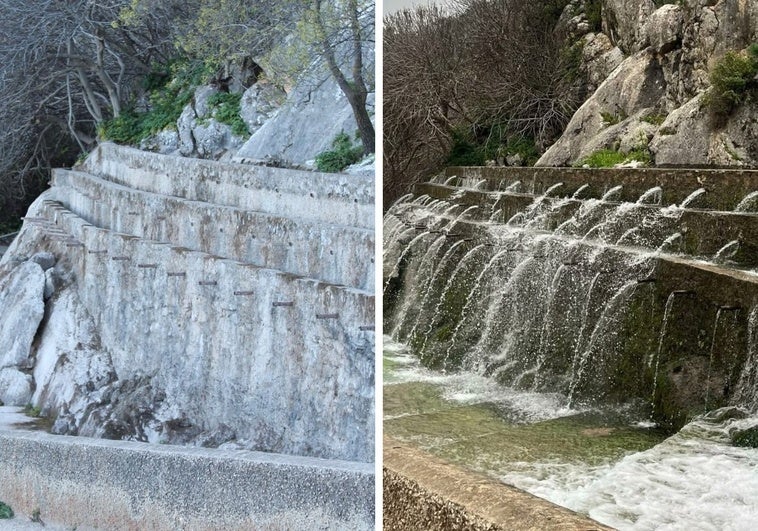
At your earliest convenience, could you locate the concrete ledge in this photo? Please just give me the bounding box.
[445,166,758,211]
[83,143,373,229]
[0,430,374,530]
[383,437,609,531]
[52,169,374,290]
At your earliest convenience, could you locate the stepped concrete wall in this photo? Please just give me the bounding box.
[0,431,374,530]
[385,164,758,531]
[52,169,374,291]
[83,143,374,229]
[0,142,375,528]
[445,166,758,211]
[387,166,758,429]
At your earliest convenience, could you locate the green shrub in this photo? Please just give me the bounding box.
[600,111,626,125]
[578,148,650,168]
[641,113,668,125]
[0,501,13,519]
[315,132,364,173]
[446,129,485,166]
[586,0,602,32]
[447,125,539,167]
[207,92,249,137]
[24,404,41,417]
[704,47,758,116]
[100,59,212,145]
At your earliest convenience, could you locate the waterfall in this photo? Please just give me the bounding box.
[384,169,758,423]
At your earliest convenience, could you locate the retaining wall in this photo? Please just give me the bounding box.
[83,143,374,229]
[0,430,374,530]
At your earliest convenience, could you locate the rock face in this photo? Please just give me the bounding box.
[0,261,46,405]
[234,74,374,168]
[0,143,375,463]
[538,0,758,168]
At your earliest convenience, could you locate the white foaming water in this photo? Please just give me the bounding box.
[500,410,758,531]
[385,338,576,424]
[387,338,758,530]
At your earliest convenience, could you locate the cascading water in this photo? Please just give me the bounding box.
[384,168,758,530]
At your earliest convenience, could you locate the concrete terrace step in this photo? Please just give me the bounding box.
[13,196,375,462]
[52,168,374,291]
[444,166,758,212]
[82,142,374,230]
[411,182,758,267]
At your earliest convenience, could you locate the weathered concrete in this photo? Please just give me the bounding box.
[52,169,374,290]
[4,197,374,462]
[416,182,758,267]
[82,143,374,229]
[445,166,758,211]
[388,166,758,431]
[384,437,610,531]
[0,430,374,530]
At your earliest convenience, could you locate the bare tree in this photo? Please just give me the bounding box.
[313,0,375,154]
[383,0,581,205]
[0,0,189,226]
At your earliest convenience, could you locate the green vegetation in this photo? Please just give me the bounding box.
[207,92,249,137]
[578,148,650,168]
[641,113,668,126]
[0,501,13,519]
[600,111,626,125]
[447,127,539,167]
[586,0,602,32]
[24,404,41,417]
[315,132,364,173]
[704,46,758,117]
[731,426,758,448]
[100,60,214,145]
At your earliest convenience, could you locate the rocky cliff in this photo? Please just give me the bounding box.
[538,0,758,167]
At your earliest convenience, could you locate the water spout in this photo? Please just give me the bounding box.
[572,184,590,199]
[679,188,706,209]
[601,185,623,201]
[637,186,663,205]
[734,191,758,212]
[714,240,740,262]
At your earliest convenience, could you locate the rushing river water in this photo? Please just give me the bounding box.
[385,338,758,530]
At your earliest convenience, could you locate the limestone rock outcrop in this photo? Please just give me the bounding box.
[538,0,758,168]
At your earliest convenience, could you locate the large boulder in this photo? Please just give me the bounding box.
[538,51,665,166]
[601,0,656,54]
[539,0,758,167]
[641,3,684,54]
[650,93,758,166]
[0,261,45,370]
[233,73,374,168]
[239,81,286,136]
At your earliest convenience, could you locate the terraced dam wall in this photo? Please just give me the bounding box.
[0,143,374,528]
[385,165,758,430]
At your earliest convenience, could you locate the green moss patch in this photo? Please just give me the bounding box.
[0,501,13,519]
